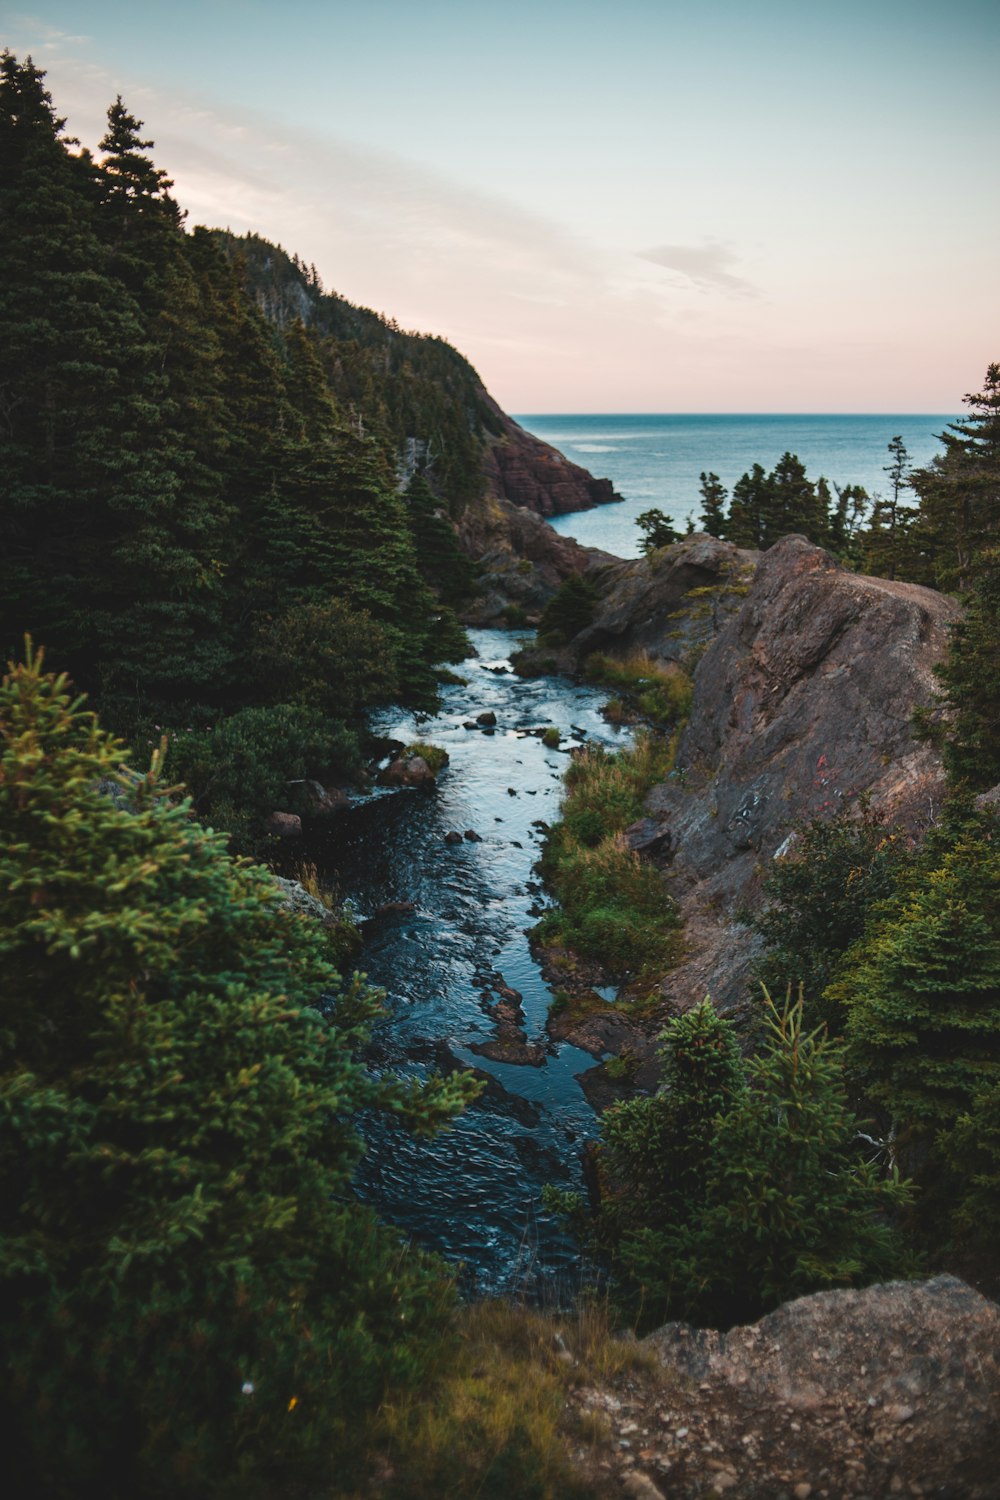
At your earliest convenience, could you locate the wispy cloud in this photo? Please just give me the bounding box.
[639,240,758,298]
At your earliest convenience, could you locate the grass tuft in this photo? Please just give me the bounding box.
[584,652,693,727]
[341,1297,663,1499]
[535,733,683,977]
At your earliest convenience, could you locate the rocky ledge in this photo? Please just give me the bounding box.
[649,535,956,1012]
[543,533,957,1014]
[568,1276,1000,1499]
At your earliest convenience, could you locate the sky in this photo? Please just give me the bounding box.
[3,0,998,412]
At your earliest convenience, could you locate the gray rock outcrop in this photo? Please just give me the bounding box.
[569,1276,1000,1498]
[633,536,958,1011]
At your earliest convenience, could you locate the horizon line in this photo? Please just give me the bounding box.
[512,410,960,419]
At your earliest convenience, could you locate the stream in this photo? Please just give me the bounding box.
[309,629,631,1299]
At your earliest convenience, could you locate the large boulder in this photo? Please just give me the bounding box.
[570,1276,1000,1499]
[639,536,957,1011]
[379,754,437,788]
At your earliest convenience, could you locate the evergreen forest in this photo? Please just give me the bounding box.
[3,50,1000,1500]
[0,54,484,845]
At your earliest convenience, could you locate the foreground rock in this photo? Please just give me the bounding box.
[569,1276,1000,1498]
[517,532,759,677]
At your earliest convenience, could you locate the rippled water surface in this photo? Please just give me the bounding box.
[311,630,629,1296]
[516,412,956,557]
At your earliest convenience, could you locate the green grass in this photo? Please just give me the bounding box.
[339,1298,660,1500]
[535,733,683,977]
[584,652,692,727]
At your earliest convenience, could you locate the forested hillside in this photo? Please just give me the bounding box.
[0,54,616,843]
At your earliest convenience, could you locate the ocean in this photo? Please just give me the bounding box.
[514,413,957,559]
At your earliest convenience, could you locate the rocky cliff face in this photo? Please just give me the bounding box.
[477,391,622,517]
[457,491,618,625]
[649,536,956,1012]
[549,534,958,1013]
[569,1275,1000,1498]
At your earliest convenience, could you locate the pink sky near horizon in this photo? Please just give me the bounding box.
[5,0,998,413]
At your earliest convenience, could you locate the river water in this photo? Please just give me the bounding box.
[311,629,629,1298]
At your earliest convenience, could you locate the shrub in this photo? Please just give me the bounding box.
[168,701,362,847]
[567,993,913,1330]
[0,647,478,1497]
[537,574,599,644]
[837,804,1000,1140]
[749,800,910,1028]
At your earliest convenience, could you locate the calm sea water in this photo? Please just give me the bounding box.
[515,413,957,558]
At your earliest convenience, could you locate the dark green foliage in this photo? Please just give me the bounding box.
[828,481,870,566]
[167,702,364,845]
[929,563,1000,789]
[942,1078,1000,1246]
[634,508,681,553]
[906,363,1000,591]
[679,993,913,1324]
[598,1000,746,1227]
[538,573,600,644]
[750,802,910,1028]
[405,473,478,607]
[534,736,682,975]
[838,806,1000,1139]
[576,994,912,1329]
[210,230,494,517]
[0,648,480,1497]
[0,57,471,834]
[862,436,913,581]
[698,472,728,537]
[726,453,832,551]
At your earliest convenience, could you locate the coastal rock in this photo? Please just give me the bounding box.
[458,491,616,626]
[636,536,957,1011]
[624,817,674,866]
[271,875,329,922]
[469,1038,547,1067]
[477,389,622,517]
[513,533,756,676]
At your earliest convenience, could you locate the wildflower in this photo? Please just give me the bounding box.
[241,1381,255,1396]
[287,1395,299,1412]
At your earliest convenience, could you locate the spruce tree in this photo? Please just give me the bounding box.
[698,471,728,537]
[0,55,158,685]
[839,807,1000,1138]
[681,992,912,1325]
[909,364,1000,589]
[931,563,1000,788]
[0,646,477,1496]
